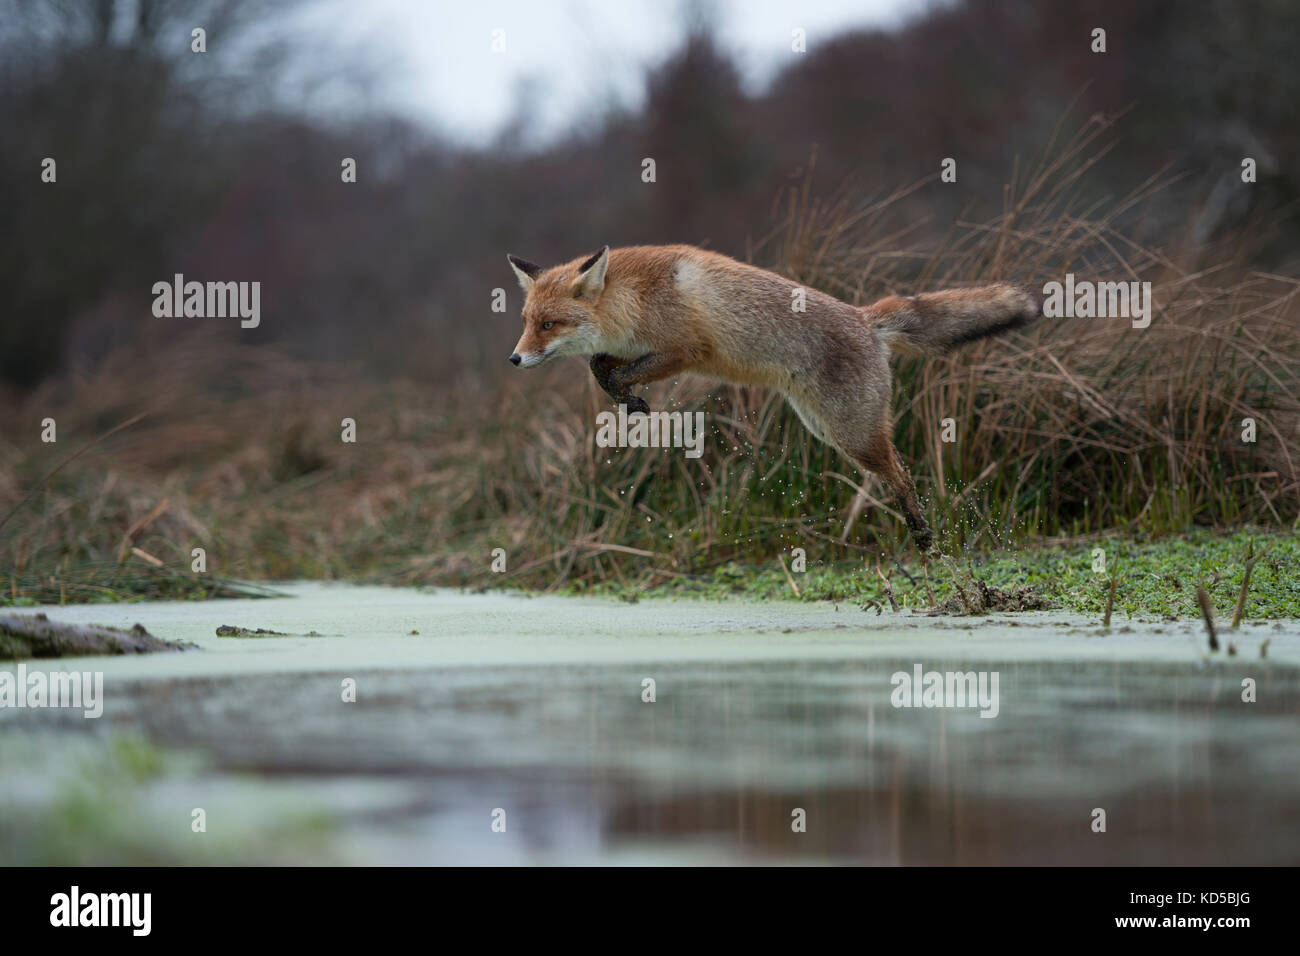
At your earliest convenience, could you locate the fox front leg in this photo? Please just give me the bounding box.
[589,353,649,414]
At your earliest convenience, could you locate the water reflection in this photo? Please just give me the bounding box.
[9,656,1286,864]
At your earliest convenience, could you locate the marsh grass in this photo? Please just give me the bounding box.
[2,125,1297,604]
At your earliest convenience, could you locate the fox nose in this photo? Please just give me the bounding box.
[509,353,521,366]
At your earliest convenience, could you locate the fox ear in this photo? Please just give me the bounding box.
[507,254,542,294]
[572,246,609,300]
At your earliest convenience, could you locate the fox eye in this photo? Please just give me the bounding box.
[541,321,555,330]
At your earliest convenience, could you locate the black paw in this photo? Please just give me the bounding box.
[621,395,650,415]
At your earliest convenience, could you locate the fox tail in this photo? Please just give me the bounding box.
[867,283,1041,358]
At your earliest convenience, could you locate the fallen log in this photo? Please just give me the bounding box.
[0,613,191,659]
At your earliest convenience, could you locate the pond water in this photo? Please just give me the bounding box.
[2,584,1296,864]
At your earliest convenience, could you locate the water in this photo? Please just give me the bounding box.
[2,584,1296,864]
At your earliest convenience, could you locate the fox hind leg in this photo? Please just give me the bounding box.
[788,389,933,551]
[843,431,934,553]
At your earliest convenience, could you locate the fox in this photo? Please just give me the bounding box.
[505,244,1041,552]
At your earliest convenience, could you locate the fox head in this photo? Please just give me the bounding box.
[506,246,609,368]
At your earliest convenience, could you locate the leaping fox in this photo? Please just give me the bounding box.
[506,244,1040,552]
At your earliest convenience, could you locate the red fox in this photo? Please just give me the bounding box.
[506,245,1040,552]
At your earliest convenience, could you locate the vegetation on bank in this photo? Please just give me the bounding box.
[569,530,1300,621]
[0,565,278,608]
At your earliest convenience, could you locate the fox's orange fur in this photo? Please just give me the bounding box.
[506,244,1041,551]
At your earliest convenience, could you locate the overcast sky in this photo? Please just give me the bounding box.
[287,0,924,145]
